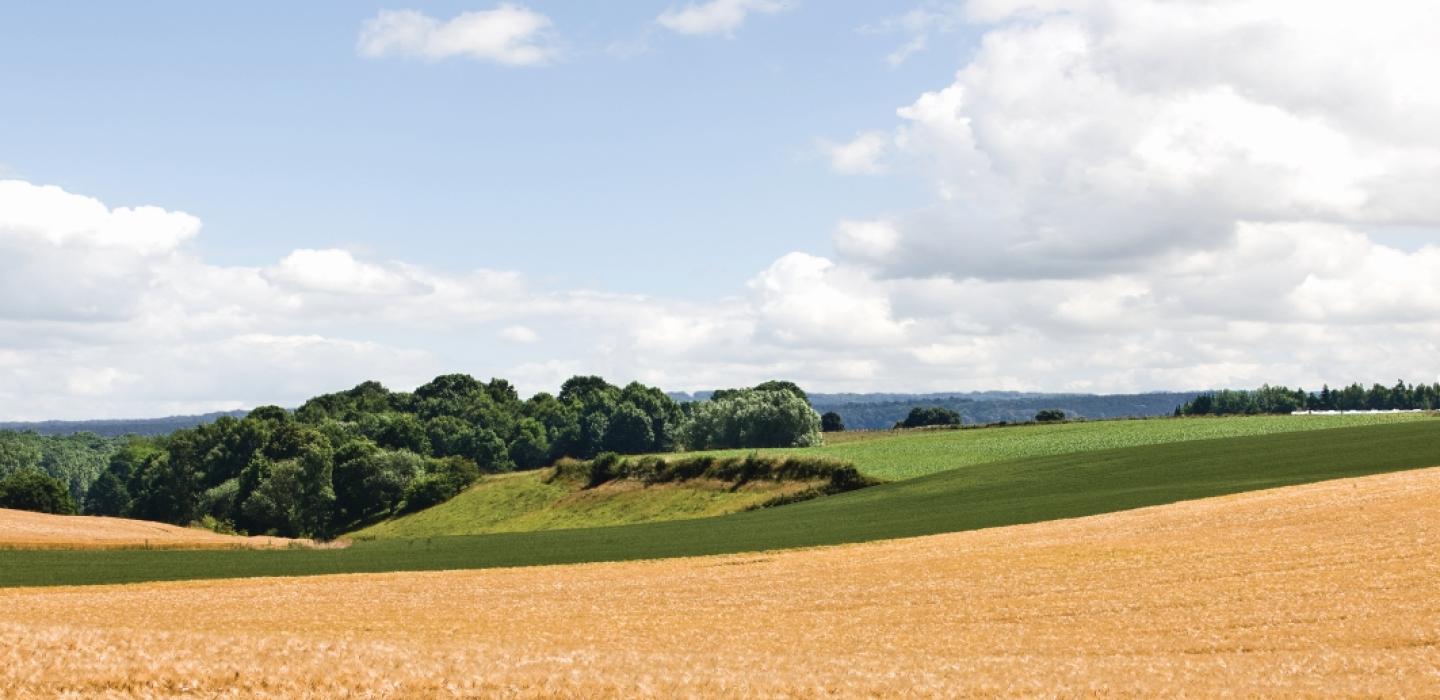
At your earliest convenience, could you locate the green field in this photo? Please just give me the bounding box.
[4,419,1437,588]
[353,469,815,539]
[682,414,1434,480]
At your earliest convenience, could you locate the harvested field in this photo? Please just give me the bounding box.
[0,508,302,550]
[5,468,1440,697]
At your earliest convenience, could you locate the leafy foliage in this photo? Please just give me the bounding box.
[0,431,118,504]
[821,412,844,432]
[682,388,822,450]
[0,469,78,515]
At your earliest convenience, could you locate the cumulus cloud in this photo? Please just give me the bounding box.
[358,5,558,65]
[842,0,1440,282]
[657,0,790,37]
[819,131,890,175]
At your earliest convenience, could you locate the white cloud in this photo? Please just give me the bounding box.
[0,180,198,255]
[358,6,558,65]
[268,249,419,296]
[819,131,890,175]
[834,220,899,260]
[498,325,540,344]
[843,0,1440,282]
[657,0,790,37]
[748,252,911,347]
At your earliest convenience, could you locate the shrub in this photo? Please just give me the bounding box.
[821,412,845,432]
[1035,409,1067,423]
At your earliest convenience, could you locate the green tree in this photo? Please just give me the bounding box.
[603,403,656,454]
[83,470,132,516]
[0,469,78,515]
[682,389,822,449]
[821,411,845,432]
[508,418,550,469]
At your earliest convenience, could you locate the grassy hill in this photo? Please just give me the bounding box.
[4,419,1437,587]
[685,413,1434,480]
[357,414,1422,539]
[352,467,829,539]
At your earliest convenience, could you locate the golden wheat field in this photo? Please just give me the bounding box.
[0,508,302,550]
[5,468,1440,698]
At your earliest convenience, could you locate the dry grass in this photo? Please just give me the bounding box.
[0,508,304,550]
[5,468,1440,697]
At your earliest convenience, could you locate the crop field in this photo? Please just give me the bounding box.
[685,413,1434,479]
[5,467,1438,697]
[353,469,818,539]
[2,419,1437,587]
[0,508,302,550]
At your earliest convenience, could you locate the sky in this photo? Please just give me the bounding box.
[2,0,1439,420]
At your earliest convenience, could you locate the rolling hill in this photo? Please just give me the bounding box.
[3,418,1437,587]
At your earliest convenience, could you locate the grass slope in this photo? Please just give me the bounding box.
[3,420,1437,587]
[694,413,1433,480]
[353,470,812,539]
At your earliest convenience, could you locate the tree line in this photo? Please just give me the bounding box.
[1175,381,1440,416]
[10,375,821,537]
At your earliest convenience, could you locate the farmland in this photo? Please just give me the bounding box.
[2,419,1437,587]
[673,412,1435,480]
[5,466,1438,697]
[0,508,303,550]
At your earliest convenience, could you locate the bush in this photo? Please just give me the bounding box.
[821,411,845,432]
[0,469,79,515]
[1035,409,1067,423]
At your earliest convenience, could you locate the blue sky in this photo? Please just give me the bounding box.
[1,1,968,297]
[3,0,1439,419]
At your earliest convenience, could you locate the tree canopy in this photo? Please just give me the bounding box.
[77,373,817,538]
[0,469,78,515]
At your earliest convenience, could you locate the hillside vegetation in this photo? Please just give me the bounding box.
[356,454,870,538]
[7,467,1438,696]
[4,419,1437,586]
[75,374,821,539]
[674,412,1434,480]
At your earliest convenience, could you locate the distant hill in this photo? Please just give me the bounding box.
[0,410,250,437]
[669,390,1204,430]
